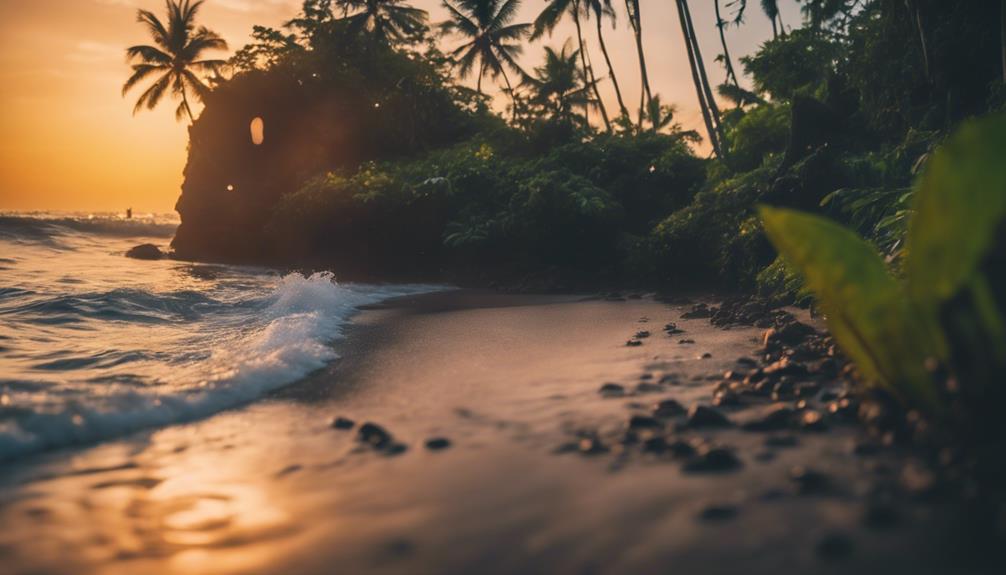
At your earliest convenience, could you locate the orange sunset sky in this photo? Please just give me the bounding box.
[0,0,800,213]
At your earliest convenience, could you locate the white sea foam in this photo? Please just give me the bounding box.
[0,264,442,460]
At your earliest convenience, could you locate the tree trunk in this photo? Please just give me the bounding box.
[182,89,195,124]
[770,17,778,39]
[682,0,726,155]
[596,13,631,122]
[626,0,653,128]
[500,67,518,121]
[777,12,785,36]
[714,0,739,89]
[906,0,932,84]
[573,6,611,131]
[1001,0,1006,82]
[675,0,721,157]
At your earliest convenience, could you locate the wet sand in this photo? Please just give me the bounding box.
[0,291,992,574]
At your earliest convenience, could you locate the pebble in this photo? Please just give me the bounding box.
[358,422,392,448]
[634,330,651,339]
[653,398,685,418]
[687,405,732,428]
[679,339,696,344]
[742,406,795,432]
[790,466,830,494]
[599,383,626,397]
[628,415,662,430]
[383,442,408,456]
[799,410,828,432]
[815,532,853,560]
[664,322,684,335]
[712,389,741,407]
[579,437,609,455]
[425,437,451,451]
[699,352,713,359]
[331,416,355,430]
[698,504,739,521]
[635,382,663,394]
[683,447,742,473]
[666,439,698,458]
[626,340,643,347]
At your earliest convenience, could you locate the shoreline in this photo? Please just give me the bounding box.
[0,290,995,574]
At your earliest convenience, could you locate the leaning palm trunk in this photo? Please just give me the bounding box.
[714,0,740,89]
[573,6,611,131]
[675,0,721,157]
[595,15,630,122]
[905,0,932,84]
[1001,0,1005,82]
[625,0,653,128]
[682,0,726,154]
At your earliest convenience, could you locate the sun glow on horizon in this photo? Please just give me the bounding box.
[0,0,797,214]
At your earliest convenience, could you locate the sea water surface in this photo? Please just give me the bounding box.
[0,212,438,460]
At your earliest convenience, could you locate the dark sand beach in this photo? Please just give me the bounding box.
[0,291,991,574]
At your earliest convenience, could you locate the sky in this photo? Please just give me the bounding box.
[0,0,803,214]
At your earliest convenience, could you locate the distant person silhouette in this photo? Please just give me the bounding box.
[126,207,132,219]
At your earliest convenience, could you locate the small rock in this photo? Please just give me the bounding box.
[330,416,355,430]
[754,450,776,462]
[628,415,662,430]
[383,442,408,456]
[358,422,392,448]
[653,399,685,418]
[667,439,698,458]
[578,437,609,455]
[641,436,669,454]
[799,410,828,432]
[683,447,742,473]
[599,383,626,397]
[635,382,663,394]
[699,352,713,359]
[790,466,830,494]
[713,389,741,407]
[626,340,643,347]
[664,322,684,335]
[634,330,651,339]
[425,437,451,451]
[698,504,739,521]
[125,243,164,260]
[815,533,853,560]
[687,405,732,428]
[742,406,795,432]
[736,357,758,368]
[682,304,713,319]
[679,339,696,344]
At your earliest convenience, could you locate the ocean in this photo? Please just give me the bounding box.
[0,212,438,461]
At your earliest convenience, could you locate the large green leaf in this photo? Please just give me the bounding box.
[760,206,941,409]
[907,114,1006,304]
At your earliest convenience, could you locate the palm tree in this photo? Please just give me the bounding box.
[624,0,653,128]
[585,0,631,123]
[761,0,783,38]
[714,0,740,89]
[340,0,429,43]
[122,0,227,124]
[532,0,611,132]
[645,94,679,133]
[522,39,594,125]
[441,0,530,113]
[675,0,724,157]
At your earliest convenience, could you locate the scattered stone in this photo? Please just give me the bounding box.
[330,416,355,430]
[425,437,451,451]
[698,504,739,521]
[763,357,809,378]
[358,422,393,448]
[639,372,654,381]
[664,322,684,335]
[815,533,853,560]
[736,357,758,368]
[635,382,663,394]
[628,415,662,430]
[679,339,696,344]
[653,399,685,418]
[667,439,698,458]
[699,352,713,359]
[683,446,742,473]
[799,409,828,432]
[686,405,732,428]
[742,406,795,432]
[681,304,713,319]
[634,330,651,339]
[578,437,609,455]
[383,442,408,456]
[762,321,817,350]
[713,389,741,407]
[626,340,643,347]
[125,243,164,260]
[790,466,830,494]
[599,383,626,397]
[641,436,670,454]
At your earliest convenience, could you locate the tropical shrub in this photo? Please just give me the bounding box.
[760,114,1006,437]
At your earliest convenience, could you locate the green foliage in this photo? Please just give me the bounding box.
[725,103,790,171]
[760,114,1006,420]
[741,28,839,100]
